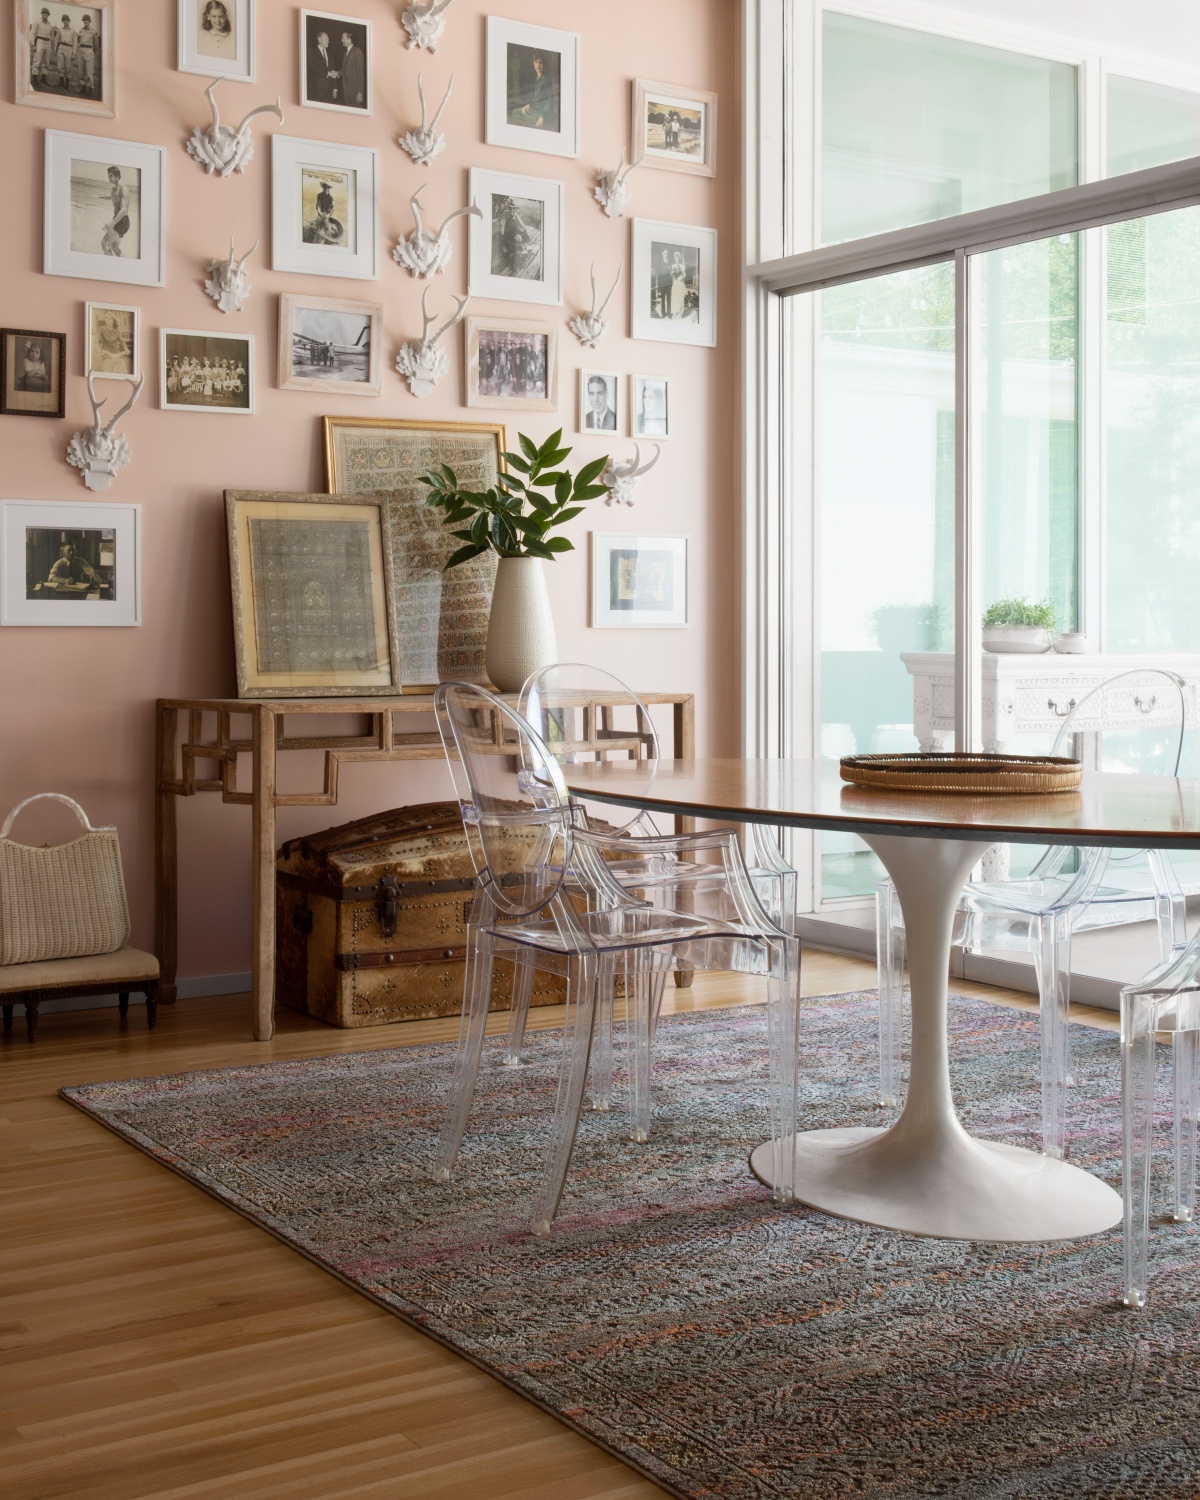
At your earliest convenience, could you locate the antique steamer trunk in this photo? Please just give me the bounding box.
[275,801,565,1028]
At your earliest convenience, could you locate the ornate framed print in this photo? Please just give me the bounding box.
[468,168,563,307]
[271,136,379,280]
[278,293,381,396]
[44,131,167,287]
[591,532,688,629]
[161,328,253,413]
[84,301,138,380]
[225,490,400,698]
[630,218,717,348]
[1,499,140,627]
[485,16,579,159]
[300,10,370,113]
[631,374,670,438]
[1,329,66,418]
[578,369,619,434]
[178,0,254,82]
[16,0,114,116]
[465,316,558,411]
[632,79,717,178]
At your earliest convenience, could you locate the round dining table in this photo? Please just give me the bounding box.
[561,757,1200,1245]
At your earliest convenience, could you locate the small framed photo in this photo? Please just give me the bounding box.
[178,0,254,82]
[591,533,688,629]
[633,79,717,178]
[84,301,138,380]
[631,374,670,438]
[485,16,579,159]
[300,10,370,113]
[161,328,253,414]
[278,293,381,396]
[578,370,620,434]
[16,1,114,115]
[631,219,717,348]
[468,168,563,307]
[1,329,66,418]
[44,130,167,287]
[271,136,379,281]
[466,317,557,411]
[1,499,140,627]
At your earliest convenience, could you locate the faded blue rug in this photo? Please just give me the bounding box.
[63,994,1200,1499]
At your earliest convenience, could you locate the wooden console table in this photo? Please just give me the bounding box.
[156,692,695,1040]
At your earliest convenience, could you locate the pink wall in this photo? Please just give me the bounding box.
[0,0,741,987]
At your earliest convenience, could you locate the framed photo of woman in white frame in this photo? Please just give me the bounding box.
[631,374,670,438]
[271,136,379,281]
[16,0,115,116]
[632,79,717,178]
[178,0,254,82]
[630,219,717,348]
[468,168,564,307]
[485,16,579,159]
[44,130,167,287]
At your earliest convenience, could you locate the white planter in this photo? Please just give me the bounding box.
[486,556,558,693]
[982,625,1052,655]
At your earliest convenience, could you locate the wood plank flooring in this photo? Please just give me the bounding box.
[0,957,1115,1499]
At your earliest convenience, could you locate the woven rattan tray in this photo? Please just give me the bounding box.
[839,752,1082,796]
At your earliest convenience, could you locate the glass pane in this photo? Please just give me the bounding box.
[1108,75,1200,176]
[822,13,1078,245]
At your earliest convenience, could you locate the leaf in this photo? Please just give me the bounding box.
[540,448,571,469]
[523,536,555,560]
[496,516,518,553]
[518,432,539,461]
[526,493,555,515]
[530,469,568,488]
[538,428,564,458]
[574,455,609,491]
[550,505,583,526]
[554,474,571,505]
[545,536,574,552]
[502,451,531,474]
[470,513,489,547]
[509,514,542,537]
[444,542,487,570]
[574,484,610,502]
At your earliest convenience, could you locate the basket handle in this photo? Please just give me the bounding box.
[0,793,104,839]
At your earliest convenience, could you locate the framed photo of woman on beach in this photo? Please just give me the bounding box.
[178,0,254,82]
[43,130,166,287]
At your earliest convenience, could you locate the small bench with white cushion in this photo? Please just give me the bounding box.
[0,945,159,1041]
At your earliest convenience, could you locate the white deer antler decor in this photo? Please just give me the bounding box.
[594,150,642,219]
[399,71,453,167]
[401,0,453,51]
[392,185,480,278]
[602,444,661,507]
[186,79,283,177]
[66,370,145,492]
[203,236,259,314]
[568,261,621,349]
[395,285,469,397]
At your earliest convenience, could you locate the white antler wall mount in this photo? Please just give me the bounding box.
[401,0,453,51]
[392,185,480,278]
[204,236,258,314]
[395,285,469,397]
[66,371,145,492]
[593,150,642,219]
[186,78,283,177]
[568,262,621,349]
[602,444,661,507]
[399,70,453,167]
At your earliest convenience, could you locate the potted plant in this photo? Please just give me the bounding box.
[421,428,609,691]
[981,597,1057,654]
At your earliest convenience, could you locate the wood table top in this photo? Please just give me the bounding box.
[562,758,1200,850]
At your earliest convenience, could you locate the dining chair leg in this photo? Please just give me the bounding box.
[1173,1027,1198,1224]
[875,879,905,1108]
[532,951,599,1236]
[1122,990,1157,1308]
[590,974,614,1112]
[1034,913,1072,1159]
[503,952,535,1066]
[1148,850,1188,959]
[433,911,496,1183]
[766,935,801,1205]
[625,952,669,1145]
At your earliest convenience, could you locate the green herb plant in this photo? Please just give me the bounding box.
[420,429,610,570]
[981,596,1058,630]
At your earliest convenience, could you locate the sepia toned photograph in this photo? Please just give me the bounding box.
[506,41,560,133]
[466,317,558,411]
[1,499,140,627]
[85,301,138,380]
[301,10,370,113]
[301,165,353,249]
[45,131,166,287]
[17,0,113,116]
[631,219,717,347]
[196,0,236,59]
[161,328,253,414]
[70,156,140,259]
[633,79,717,178]
[272,137,378,280]
[631,374,670,438]
[578,369,619,433]
[485,17,578,158]
[469,168,563,306]
[491,194,544,282]
[1,329,66,418]
[178,0,254,80]
[592,532,688,628]
[278,293,380,395]
[25,527,115,602]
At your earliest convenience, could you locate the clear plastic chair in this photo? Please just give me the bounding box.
[877,668,1191,1159]
[432,681,800,1235]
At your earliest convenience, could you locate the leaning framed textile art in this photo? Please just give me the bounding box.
[225,490,400,698]
[323,417,503,690]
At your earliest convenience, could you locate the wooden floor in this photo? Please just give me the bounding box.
[0,957,1116,1500]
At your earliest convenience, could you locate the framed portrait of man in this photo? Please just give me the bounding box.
[271,136,379,280]
[0,499,140,627]
[300,10,370,114]
[577,369,620,434]
[0,329,66,418]
[468,168,564,307]
[15,0,114,116]
[178,0,254,82]
[44,130,167,287]
[485,17,579,159]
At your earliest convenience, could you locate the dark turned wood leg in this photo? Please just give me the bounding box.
[2,1005,12,1036]
[25,1002,38,1042]
[144,982,158,1030]
[118,991,129,1020]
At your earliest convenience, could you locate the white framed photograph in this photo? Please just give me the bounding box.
[44,131,167,287]
[160,328,253,414]
[485,16,579,159]
[271,136,379,281]
[591,533,688,629]
[631,374,670,438]
[178,0,253,82]
[632,79,717,178]
[578,370,620,434]
[278,293,381,395]
[84,301,139,380]
[468,168,563,307]
[630,219,717,348]
[16,1,114,116]
[1,499,140,627]
[300,10,370,114]
[466,316,558,411]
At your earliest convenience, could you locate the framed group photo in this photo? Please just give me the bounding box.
[591,532,688,629]
[44,130,167,287]
[631,374,670,438]
[278,293,381,395]
[1,328,66,418]
[630,218,717,348]
[578,369,620,433]
[178,0,254,81]
[468,168,564,307]
[465,316,558,411]
[1,499,140,627]
[271,136,379,280]
[300,10,370,113]
[632,79,717,178]
[161,328,253,413]
[16,0,114,115]
[84,301,138,380]
[485,16,579,159]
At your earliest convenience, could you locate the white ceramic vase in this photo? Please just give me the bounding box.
[982,625,1052,654]
[486,556,558,694]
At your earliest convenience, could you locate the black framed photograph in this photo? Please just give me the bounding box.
[177,0,254,82]
[631,374,671,438]
[16,0,114,116]
[468,168,563,307]
[465,317,558,411]
[1,329,66,418]
[578,369,620,433]
[161,328,253,414]
[633,79,717,178]
[300,10,370,114]
[630,218,718,348]
[485,16,579,159]
[0,499,140,627]
[278,293,381,395]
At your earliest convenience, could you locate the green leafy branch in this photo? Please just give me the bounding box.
[982,596,1058,630]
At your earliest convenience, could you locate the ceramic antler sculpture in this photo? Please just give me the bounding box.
[186,78,283,177]
[392,185,480,278]
[66,370,145,492]
[395,285,469,397]
[568,262,621,349]
[401,0,453,51]
[594,150,642,218]
[602,444,661,507]
[399,71,453,167]
[204,236,258,314]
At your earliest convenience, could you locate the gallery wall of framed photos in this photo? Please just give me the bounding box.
[0,0,740,983]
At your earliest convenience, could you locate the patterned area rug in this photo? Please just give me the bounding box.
[62,994,1200,1500]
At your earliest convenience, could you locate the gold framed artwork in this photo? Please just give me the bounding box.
[632,78,717,178]
[465,316,558,411]
[16,0,115,117]
[225,490,400,698]
[323,417,504,689]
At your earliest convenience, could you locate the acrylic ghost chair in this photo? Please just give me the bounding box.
[431,681,801,1235]
[876,668,1191,1161]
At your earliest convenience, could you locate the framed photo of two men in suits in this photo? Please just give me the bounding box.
[300,9,370,114]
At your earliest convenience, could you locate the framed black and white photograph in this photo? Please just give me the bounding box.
[84,301,138,381]
[1,499,140,627]
[271,136,379,280]
[630,219,717,348]
[160,328,253,414]
[16,0,114,115]
[578,369,620,434]
[631,374,670,438]
[468,168,563,307]
[633,79,717,178]
[1,329,66,419]
[178,0,254,82]
[591,532,687,629]
[300,10,370,114]
[485,16,579,159]
[466,317,558,411]
[278,293,381,395]
[44,130,167,287]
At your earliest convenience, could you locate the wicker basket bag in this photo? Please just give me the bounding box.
[0,794,131,966]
